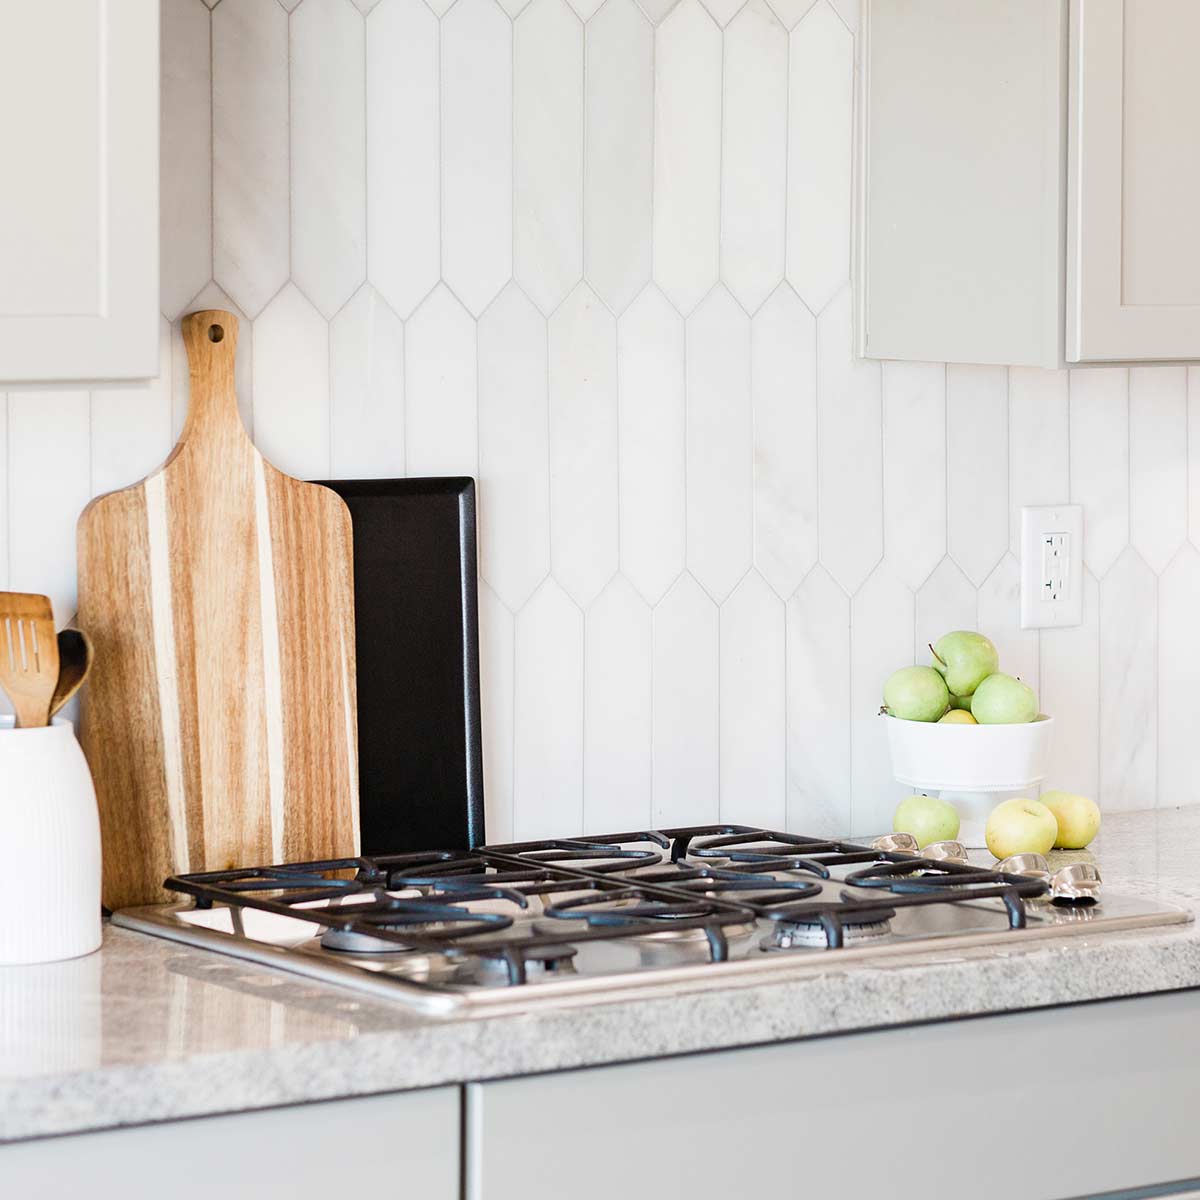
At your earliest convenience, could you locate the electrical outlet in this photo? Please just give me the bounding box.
[1020,505,1083,629]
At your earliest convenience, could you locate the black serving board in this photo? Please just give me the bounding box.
[314,477,484,854]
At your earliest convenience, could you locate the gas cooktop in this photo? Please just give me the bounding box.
[112,825,1192,1016]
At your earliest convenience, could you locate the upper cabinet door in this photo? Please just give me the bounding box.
[1068,0,1200,361]
[0,0,158,383]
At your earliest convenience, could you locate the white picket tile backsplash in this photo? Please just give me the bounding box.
[19,0,1198,843]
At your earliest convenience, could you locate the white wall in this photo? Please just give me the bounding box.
[6,0,1196,840]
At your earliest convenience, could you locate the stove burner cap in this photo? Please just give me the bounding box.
[762,913,893,951]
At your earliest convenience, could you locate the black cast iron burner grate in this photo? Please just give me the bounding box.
[163,825,1049,986]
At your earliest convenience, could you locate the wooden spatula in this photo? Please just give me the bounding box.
[50,628,93,718]
[0,593,59,728]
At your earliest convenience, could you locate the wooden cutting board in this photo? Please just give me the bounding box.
[78,310,359,908]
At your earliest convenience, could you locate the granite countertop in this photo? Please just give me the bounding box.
[5,807,1200,1143]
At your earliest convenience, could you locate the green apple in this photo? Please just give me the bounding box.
[938,708,977,724]
[882,666,949,722]
[1041,790,1101,849]
[930,631,999,697]
[894,794,960,848]
[985,797,1057,859]
[971,673,1038,724]
[948,694,972,710]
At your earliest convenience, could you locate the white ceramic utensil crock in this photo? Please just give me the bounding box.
[0,715,101,964]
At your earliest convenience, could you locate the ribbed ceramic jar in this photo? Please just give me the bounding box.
[0,716,101,964]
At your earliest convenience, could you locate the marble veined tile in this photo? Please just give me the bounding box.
[1129,366,1188,574]
[1008,367,1069,556]
[1070,368,1129,579]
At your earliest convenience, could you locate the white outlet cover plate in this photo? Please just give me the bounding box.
[1020,504,1083,629]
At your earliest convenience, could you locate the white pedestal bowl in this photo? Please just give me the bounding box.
[884,714,1055,848]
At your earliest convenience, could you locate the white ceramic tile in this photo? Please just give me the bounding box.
[496,0,533,18]
[584,574,652,832]
[686,286,753,602]
[1189,367,1200,547]
[721,1,787,313]
[548,285,619,607]
[827,0,856,33]
[442,0,513,316]
[1069,367,1130,578]
[160,0,212,320]
[478,283,550,611]
[652,0,721,315]
[652,572,719,826]
[584,0,653,315]
[765,0,815,31]
[816,288,882,594]
[1008,367,1070,555]
[1099,547,1157,811]
[946,364,1008,586]
[252,283,331,479]
[786,565,849,835]
[1158,545,1200,809]
[172,283,254,439]
[366,0,440,320]
[635,0,682,20]
[1040,568,1099,802]
[617,286,686,605]
[751,284,817,599]
[404,284,478,478]
[8,392,90,625]
[786,1,852,313]
[278,0,303,10]
[978,552,1039,700]
[514,0,584,316]
[700,0,744,25]
[353,0,384,12]
[212,0,290,318]
[1129,366,1188,574]
[478,581,514,843]
[720,570,786,828]
[849,562,913,835]
[291,0,367,319]
[91,319,174,497]
[513,579,584,839]
[915,557,976,667]
[330,284,405,478]
[881,361,945,590]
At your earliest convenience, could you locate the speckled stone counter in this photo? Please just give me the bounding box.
[5,807,1200,1143]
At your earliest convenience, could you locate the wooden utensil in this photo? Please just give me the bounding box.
[0,593,59,728]
[50,628,93,718]
[77,310,359,908]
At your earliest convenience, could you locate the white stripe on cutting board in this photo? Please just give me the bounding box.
[340,626,360,852]
[144,471,189,870]
[254,454,286,864]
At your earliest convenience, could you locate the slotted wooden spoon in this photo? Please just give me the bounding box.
[0,593,59,728]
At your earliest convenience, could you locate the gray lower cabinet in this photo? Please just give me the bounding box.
[466,990,1200,1200]
[0,1086,459,1198]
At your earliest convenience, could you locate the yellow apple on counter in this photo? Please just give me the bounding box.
[985,797,1057,859]
[938,709,977,725]
[893,794,960,848]
[1040,790,1101,849]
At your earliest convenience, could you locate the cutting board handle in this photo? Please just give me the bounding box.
[181,310,244,442]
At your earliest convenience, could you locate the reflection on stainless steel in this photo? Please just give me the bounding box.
[1050,862,1102,904]
[922,840,969,864]
[996,853,1052,883]
[872,832,920,854]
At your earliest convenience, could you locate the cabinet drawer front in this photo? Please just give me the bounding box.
[469,990,1200,1200]
[0,1088,459,1198]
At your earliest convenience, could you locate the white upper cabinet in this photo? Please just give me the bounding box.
[859,0,1067,369]
[861,0,1200,367]
[0,1,158,382]
[1068,0,1200,361]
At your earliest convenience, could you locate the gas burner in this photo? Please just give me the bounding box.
[474,944,578,984]
[762,912,894,951]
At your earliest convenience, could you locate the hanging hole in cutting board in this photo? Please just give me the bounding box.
[207,324,224,343]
